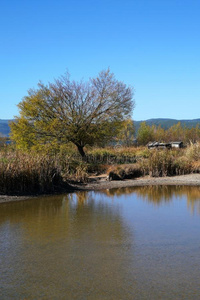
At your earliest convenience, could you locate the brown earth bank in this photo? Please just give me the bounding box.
[1,173,200,204]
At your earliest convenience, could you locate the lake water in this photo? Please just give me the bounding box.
[1,186,200,299]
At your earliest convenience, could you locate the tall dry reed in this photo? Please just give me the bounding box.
[139,149,192,177]
[0,151,63,194]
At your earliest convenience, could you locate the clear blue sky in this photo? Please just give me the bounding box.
[1,0,200,121]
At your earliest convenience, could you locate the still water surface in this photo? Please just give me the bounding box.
[1,186,200,299]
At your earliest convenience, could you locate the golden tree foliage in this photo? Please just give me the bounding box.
[116,118,135,146]
[137,122,154,145]
[10,69,135,157]
[137,122,200,145]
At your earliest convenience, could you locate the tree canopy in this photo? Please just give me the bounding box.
[137,122,154,145]
[116,118,135,147]
[10,69,135,157]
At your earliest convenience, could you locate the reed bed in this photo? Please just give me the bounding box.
[86,146,149,164]
[139,149,192,177]
[0,144,200,195]
[105,147,195,179]
[0,151,63,195]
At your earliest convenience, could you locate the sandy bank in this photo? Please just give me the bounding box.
[1,173,200,204]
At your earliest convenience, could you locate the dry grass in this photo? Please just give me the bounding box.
[185,142,200,161]
[106,163,142,180]
[191,160,200,173]
[1,144,200,194]
[0,150,63,195]
[138,149,192,177]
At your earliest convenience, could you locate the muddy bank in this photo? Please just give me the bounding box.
[74,173,200,191]
[1,174,200,204]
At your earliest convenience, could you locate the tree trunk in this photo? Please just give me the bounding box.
[76,144,86,160]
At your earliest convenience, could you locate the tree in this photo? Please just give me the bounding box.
[10,69,134,157]
[153,125,166,142]
[116,118,135,147]
[186,125,200,144]
[137,122,154,145]
[166,122,184,142]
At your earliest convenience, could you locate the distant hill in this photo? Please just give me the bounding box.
[134,118,200,133]
[1,118,200,138]
[0,119,13,137]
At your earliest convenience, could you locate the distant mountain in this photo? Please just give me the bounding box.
[1,118,200,138]
[134,118,200,133]
[0,119,13,137]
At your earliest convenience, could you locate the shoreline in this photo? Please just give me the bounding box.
[77,173,200,190]
[0,173,200,204]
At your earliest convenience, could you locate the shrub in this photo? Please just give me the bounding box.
[107,163,142,180]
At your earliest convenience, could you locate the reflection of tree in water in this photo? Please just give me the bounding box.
[0,192,128,241]
[135,186,178,204]
[0,195,65,236]
[1,187,200,298]
[64,191,126,242]
[0,192,137,299]
[183,186,200,214]
[101,185,200,213]
[102,185,174,203]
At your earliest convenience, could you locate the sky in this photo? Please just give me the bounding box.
[0,0,200,121]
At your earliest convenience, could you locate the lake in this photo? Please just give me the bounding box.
[1,186,200,299]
